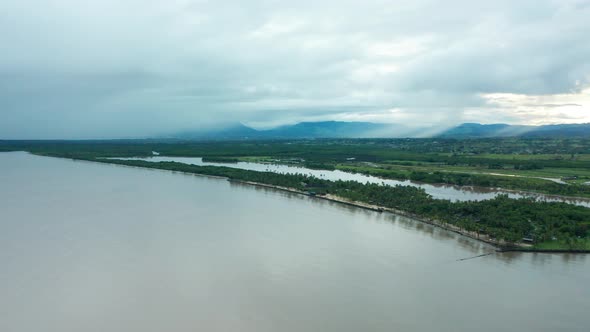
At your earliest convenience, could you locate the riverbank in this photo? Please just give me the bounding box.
[31,153,590,253]
[229,180,589,253]
[336,163,590,201]
[227,179,525,251]
[104,155,590,207]
[265,158,590,205]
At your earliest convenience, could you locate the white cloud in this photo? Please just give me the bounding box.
[0,0,589,138]
[366,37,432,58]
[480,88,590,125]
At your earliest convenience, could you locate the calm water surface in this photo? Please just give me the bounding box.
[1,152,589,332]
[116,156,590,207]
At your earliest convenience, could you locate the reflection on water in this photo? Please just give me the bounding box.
[1,152,589,332]
[114,156,590,207]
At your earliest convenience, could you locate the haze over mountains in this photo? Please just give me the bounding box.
[169,121,590,140]
[438,123,590,138]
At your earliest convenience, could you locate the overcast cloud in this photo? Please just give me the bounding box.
[1,0,590,138]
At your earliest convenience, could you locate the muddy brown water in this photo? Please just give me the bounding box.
[1,152,589,332]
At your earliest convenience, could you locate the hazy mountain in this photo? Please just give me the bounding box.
[437,123,532,138]
[263,121,411,138]
[171,121,415,139]
[170,121,590,140]
[439,123,590,138]
[522,123,590,137]
[172,123,260,139]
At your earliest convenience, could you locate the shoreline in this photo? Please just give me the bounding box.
[84,152,590,205]
[233,157,590,203]
[227,179,590,253]
[229,179,515,251]
[28,152,590,254]
[339,168,590,204]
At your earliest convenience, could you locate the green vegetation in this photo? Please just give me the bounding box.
[337,164,590,198]
[202,156,239,163]
[533,239,590,251]
[303,161,336,170]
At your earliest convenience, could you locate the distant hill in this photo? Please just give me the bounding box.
[437,123,532,138]
[263,121,410,138]
[173,123,260,139]
[169,121,590,140]
[438,123,590,138]
[171,121,415,140]
[522,123,590,137]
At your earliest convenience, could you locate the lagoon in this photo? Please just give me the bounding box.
[115,156,590,207]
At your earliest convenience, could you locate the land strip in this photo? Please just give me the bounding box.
[38,153,590,252]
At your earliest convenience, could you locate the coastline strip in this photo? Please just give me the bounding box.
[40,153,590,254]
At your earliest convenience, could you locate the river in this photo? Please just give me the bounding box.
[1,152,589,332]
[114,156,590,207]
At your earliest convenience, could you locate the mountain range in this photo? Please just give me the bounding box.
[169,121,590,140]
[438,123,590,138]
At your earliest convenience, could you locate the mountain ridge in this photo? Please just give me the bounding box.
[169,121,590,140]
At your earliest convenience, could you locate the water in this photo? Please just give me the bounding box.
[114,156,590,207]
[1,152,589,332]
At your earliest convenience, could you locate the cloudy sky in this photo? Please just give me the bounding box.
[1,0,590,138]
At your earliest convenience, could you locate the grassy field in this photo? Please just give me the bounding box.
[460,153,590,161]
[357,162,590,182]
[534,239,590,251]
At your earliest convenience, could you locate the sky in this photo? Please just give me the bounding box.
[1,0,590,139]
